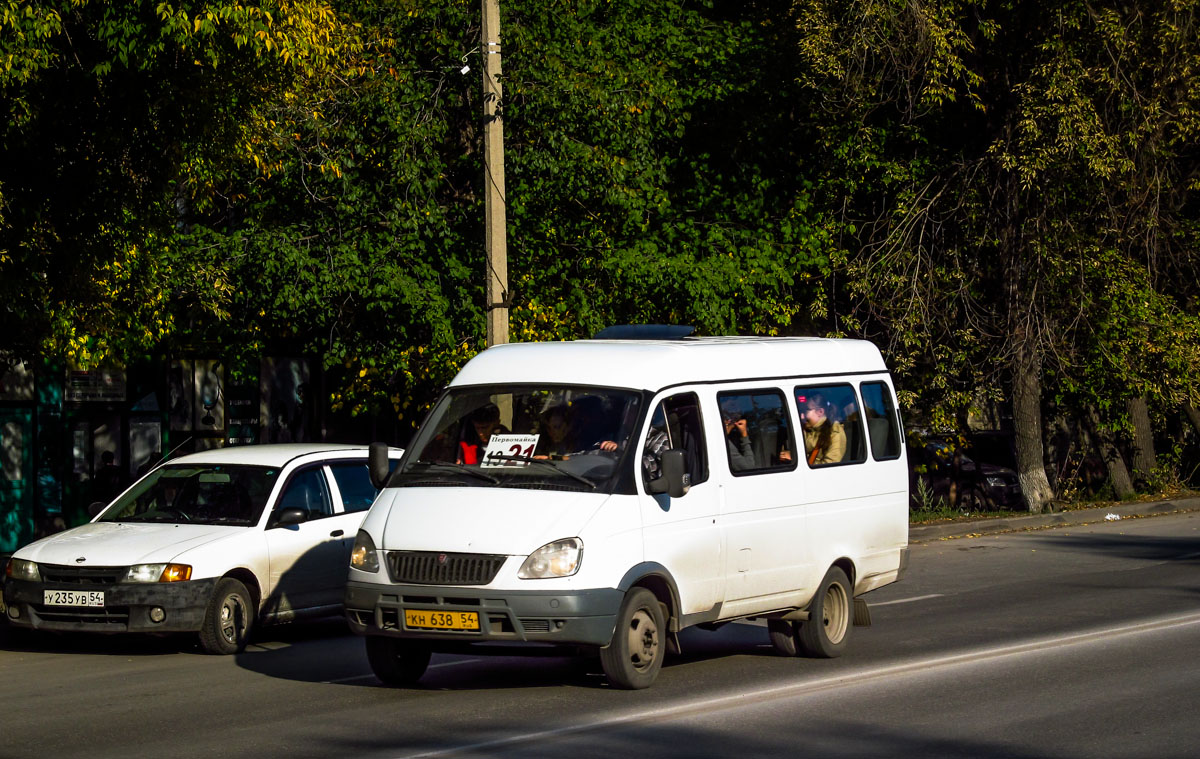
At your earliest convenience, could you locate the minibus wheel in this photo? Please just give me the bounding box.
[199,578,253,655]
[366,637,431,686]
[600,587,666,689]
[768,619,800,656]
[797,566,851,658]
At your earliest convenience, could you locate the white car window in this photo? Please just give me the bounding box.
[274,467,333,520]
[328,462,380,513]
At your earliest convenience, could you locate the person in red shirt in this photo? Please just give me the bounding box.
[458,403,507,465]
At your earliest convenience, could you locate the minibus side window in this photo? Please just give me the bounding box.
[794,384,867,467]
[860,382,902,460]
[642,393,708,491]
[717,389,797,476]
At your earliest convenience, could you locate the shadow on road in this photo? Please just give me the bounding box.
[1028,531,1200,562]
[230,618,786,690]
[0,620,195,656]
[0,610,353,657]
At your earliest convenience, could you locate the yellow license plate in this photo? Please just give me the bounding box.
[404,609,480,631]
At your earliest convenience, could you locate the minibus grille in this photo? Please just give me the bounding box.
[39,565,125,586]
[385,551,506,586]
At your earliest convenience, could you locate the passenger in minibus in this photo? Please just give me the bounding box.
[534,404,575,458]
[642,419,671,484]
[457,403,508,465]
[721,402,756,472]
[800,393,846,466]
[570,396,618,452]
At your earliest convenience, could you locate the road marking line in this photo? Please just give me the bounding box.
[393,611,1200,759]
[870,593,944,606]
[429,659,482,670]
[323,674,376,684]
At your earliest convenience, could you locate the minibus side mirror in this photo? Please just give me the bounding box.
[368,442,392,490]
[660,449,690,498]
[87,501,107,517]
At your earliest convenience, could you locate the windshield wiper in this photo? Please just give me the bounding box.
[116,511,182,523]
[483,454,597,490]
[405,461,501,484]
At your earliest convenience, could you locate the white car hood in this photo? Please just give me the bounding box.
[377,488,609,556]
[16,522,242,567]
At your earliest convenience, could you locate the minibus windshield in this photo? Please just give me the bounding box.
[97,464,281,526]
[396,385,643,492]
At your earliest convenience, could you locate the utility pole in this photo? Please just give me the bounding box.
[482,0,508,347]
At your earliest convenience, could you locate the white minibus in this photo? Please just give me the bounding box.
[346,333,909,688]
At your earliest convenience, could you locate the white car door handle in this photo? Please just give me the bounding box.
[330,529,344,538]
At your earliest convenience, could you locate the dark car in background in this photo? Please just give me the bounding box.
[912,438,1025,511]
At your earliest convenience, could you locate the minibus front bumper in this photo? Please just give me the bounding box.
[344,580,624,647]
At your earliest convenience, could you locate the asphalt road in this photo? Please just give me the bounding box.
[2,511,1198,759]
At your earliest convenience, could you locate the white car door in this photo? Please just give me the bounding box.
[263,464,349,616]
[637,392,724,616]
[322,459,379,578]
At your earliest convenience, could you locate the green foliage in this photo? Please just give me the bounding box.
[142,0,840,423]
[798,0,1200,443]
[0,0,352,369]
[1,0,1197,473]
[503,0,828,339]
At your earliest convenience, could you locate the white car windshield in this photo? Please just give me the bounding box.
[396,385,643,492]
[96,464,281,526]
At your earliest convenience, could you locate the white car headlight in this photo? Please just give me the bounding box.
[350,530,380,573]
[518,538,582,579]
[123,564,192,583]
[6,558,40,582]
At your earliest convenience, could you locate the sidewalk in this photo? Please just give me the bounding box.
[909,495,1200,543]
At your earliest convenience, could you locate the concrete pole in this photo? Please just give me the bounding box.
[482,0,508,347]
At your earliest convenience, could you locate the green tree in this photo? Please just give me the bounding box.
[793,0,1200,510]
[0,0,353,369]
[168,0,837,427]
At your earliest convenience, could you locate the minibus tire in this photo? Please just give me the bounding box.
[768,619,800,656]
[366,637,431,686]
[198,578,253,655]
[600,587,665,689]
[797,566,851,658]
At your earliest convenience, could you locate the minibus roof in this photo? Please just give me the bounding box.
[450,337,890,392]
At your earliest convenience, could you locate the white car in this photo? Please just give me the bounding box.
[4,443,402,654]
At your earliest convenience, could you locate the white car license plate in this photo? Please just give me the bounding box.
[43,589,105,607]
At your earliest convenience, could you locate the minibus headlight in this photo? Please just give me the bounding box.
[350,530,380,573]
[6,558,40,582]
[518,538,582,579]
[124,564,192,583]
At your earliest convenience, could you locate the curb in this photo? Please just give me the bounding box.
[909,496,1200,543]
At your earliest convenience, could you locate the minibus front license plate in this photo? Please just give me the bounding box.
[404,609,480,631]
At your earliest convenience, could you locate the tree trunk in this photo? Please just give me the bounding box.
[1126,396,1156,487]
[1185,404,1200,438]
[1011,338,1055,513]
[1084,404,1136,500]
